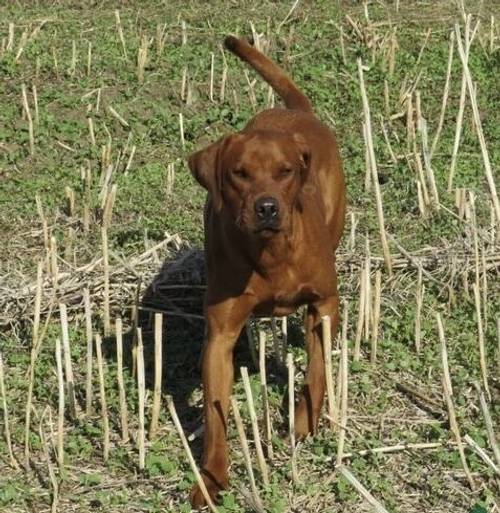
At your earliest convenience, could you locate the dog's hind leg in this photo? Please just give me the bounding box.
[295,294,340,438]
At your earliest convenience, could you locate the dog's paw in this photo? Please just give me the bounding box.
[189,471,228,510]
[295,417,313,440]
[294,400,318,440]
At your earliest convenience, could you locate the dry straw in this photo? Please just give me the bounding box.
[102,227,111,336]
[448,17,477,192]
[95,334,110,462]
[124,145,136,175]
[455,22,500,222]
[370,269,381,364]
[181,20,187,45]
[321,315,337,429]
[166,163,175,195]
[342,441,450,460]
[363,240,371,341]
[6,233,491,331]
[416,180,425,218]
[281,317,288,365]
[39,411,59,513]
[362,122,371,192]
[336,313,349,467]
[136,328,146,470]
[87,41,92,76]
[464,434,499,476]
[115,10,128,59]
[258,330,273,459]
[414,265,424,353]
[149,313,163,439]
[84,288,93,415]
[336,301,349,408]
[179,113,185,149]
[286,353,299,484]
[270,317,284,368]
[383,80,390,115]
[87,117,96,146]
[338,466,390,513]
[209,52,215,102]
[415,153,430,209]
[115,318,129,442]
[83,166,91,231]
[244,69,257,110]
[240,366,269,485]
[220,64,228,102]
[497,317,500,376]
[348,212,357,251]
[353,263,366,361]
[55,338,65,471]
[230,396,264,509]
[24,261,43,468]
[137,35,149,85]
[472,283,490,399]
[357,59,392,275]
[108,105,129,128]
[430,31,455,158]
[379,117,396,164]
[6,22,14,52]
[156,23,167,56]
[59,303,77,419]
[245,322,259,370]
[416,92,440,210]
[416,28,431,67]
[474,383,500,467]
[32,84,39,124]
[167,396,219,513]
[65,186,75,218]
[0,352,18,468]
[52,46,59,76]
[436,314,475,489]
[21,84,35,156]
[180,67,188,101]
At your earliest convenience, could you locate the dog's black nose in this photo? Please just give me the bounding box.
[255,197,279,223]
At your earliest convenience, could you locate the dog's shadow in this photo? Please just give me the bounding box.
[101,246,303,458]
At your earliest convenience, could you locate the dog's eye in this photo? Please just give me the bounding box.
[233,169,249,180]
[279,168,293,179]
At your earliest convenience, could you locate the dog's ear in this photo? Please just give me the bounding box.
[292,133,311,183]
[188,139,222,209]
[188,135,240,212]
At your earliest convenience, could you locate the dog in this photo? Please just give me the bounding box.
[187,35,346,508]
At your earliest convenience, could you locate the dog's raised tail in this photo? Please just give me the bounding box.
[224,35,313,113]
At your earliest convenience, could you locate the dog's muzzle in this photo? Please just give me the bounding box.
[254,196,280,229]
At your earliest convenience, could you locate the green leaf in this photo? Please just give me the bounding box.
[79,473,102,487]
[222,492,237,509]
[469,504,487,513]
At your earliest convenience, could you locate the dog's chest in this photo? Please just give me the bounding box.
[250,266,322,316]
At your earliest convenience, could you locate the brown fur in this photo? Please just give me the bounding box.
[188,35,346,508]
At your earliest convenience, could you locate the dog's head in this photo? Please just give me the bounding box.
[188,130,311,237]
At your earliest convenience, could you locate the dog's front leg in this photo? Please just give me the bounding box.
[295,293,340,438]
[190,297,254,509]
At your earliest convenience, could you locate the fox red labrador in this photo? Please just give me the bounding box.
[188,35,346,507]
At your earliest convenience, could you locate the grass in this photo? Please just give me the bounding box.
[1,1,499,512]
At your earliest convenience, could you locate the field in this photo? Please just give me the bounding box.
[0,1,499,512]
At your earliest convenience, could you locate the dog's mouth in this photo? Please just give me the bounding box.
[254,225,282,236]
